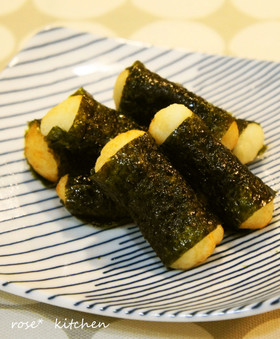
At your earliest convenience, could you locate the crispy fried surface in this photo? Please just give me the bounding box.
[25,120,59,182]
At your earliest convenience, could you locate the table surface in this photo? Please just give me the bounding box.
[0,1,279,338]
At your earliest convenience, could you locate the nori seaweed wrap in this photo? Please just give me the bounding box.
[25,90,141,226]
[93,130,223,269]
[42,87,139,165]
[56,174,131,227]
[114,60,238,149]
[149,104,275,230]
[26,87,141,181]
[25,118,102,182]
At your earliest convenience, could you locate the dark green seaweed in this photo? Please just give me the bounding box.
[63,174,131,227]
[118,61,235,140]
[26,91,141,227]
[45,89,141,226]
[46,88,140,168]
[160,114,275,229]
[236,119,251,134]
[44,88,140,177]
[93,132,220,267]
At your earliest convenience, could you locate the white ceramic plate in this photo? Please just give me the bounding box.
[0,27,279,322]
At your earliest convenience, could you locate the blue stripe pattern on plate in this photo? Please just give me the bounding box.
[0,26,279,322]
